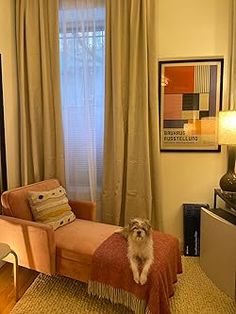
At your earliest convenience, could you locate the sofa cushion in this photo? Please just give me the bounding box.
[1,179,61,220]
[28,186,76,230]
[55,219,121,268]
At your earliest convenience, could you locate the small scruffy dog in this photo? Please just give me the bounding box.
[121,218,154,285]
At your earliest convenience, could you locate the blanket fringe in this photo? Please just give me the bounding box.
[88,281,151,314]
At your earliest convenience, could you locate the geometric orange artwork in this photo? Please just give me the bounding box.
[159,59,224,151]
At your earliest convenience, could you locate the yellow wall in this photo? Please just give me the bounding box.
[158,0,230,244]
[0,0,231,246]
[0,0,19,188]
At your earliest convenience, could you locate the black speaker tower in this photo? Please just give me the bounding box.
[183,203,209,256]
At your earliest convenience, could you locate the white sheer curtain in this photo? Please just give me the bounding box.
[59,0,105,219]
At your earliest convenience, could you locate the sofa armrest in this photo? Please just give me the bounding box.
[69,200,96,221]
[0,215,56,274]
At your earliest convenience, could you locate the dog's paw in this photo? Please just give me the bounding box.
[139,273,147,285]
[133,273,140,284]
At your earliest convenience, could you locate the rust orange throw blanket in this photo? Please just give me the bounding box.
[88,231,182,314]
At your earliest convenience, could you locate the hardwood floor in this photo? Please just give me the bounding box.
[0,262,38,314]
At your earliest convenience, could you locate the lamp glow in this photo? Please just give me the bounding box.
[218,111,236,192]
[218,111,236,145]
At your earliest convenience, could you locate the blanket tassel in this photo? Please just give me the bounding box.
[88,281,151,314]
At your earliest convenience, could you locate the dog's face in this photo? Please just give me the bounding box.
[127,218,152,242]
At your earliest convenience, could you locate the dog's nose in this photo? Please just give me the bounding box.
[137,230,141,235]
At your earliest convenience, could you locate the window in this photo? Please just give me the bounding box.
[59,2,105,216]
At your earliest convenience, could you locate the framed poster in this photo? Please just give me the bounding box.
[159,58,224,152]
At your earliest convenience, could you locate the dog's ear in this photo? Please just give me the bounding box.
[129,218,138,229]
[119,226,129,239]
[144,219,152,231]
[128,220,134,230]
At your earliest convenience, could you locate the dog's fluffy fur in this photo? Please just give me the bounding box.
[121,218,154,285]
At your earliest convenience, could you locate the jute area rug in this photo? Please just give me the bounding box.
[11,257,235,314]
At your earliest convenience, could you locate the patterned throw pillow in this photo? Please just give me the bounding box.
[28,186,76,230]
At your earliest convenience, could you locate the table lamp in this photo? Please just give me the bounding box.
[218,110,236,192]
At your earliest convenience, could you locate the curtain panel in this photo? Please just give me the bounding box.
[15,0,65,185]
[0,54,8,201]
[102,0,161,228]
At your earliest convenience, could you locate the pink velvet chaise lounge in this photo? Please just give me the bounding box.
[0,179,120,282]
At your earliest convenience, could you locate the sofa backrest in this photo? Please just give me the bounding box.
[1,179,60,220]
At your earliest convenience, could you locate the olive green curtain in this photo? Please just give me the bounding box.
[15,0,65,185]
[102,0,161,228]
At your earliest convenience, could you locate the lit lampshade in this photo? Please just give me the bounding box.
[218,110,236,192]
[218,111,236,145]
